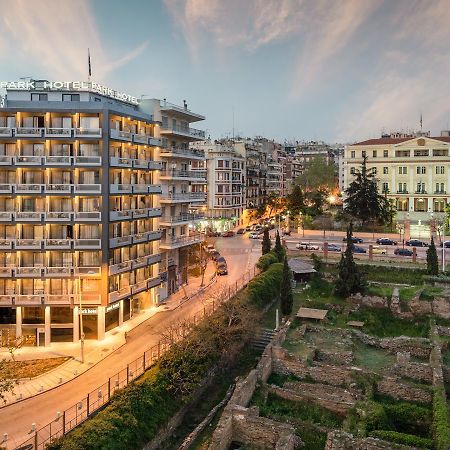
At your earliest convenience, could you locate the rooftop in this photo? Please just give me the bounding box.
[296,307,328,320]
[352,136,450,146]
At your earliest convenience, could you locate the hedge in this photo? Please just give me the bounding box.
[247,263,283,306]
[369,430,433,449]
[256,250,279,272]
[432,386,450,450]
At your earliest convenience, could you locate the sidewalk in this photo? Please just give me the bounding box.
[0,262,217,408]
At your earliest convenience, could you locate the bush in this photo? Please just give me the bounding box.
[433,386,450,450]
[359,264,426,285]
[256,251,279,272]
[362,401,390,433]
[247,263,283,306]
[383,402,431,437]
[369,430,433,449]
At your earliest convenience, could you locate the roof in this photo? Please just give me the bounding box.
[296,307,328,320]
[288,259,316,274]
[352,136,450,146]
[347,321,365,328]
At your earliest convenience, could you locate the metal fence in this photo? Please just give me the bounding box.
[14,267,257,450]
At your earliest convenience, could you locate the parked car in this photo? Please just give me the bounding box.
[296,242,320,251]
[210,250,220,261]
[324,244,342,252]
[394,248,413,256]
[343,236,363,243]
[206,244,215,253]
[216,263,228,275]
[236,228,245,234]
[352,245,366,253]
[376,238,398,245]
[221,230,235,237]
[249,232,260,239]
[206,231,220,237]
[371,246,387,255]
[406,239,428,247]
[216,256,226,265]
[245,226,252,231]
[440,241,450,248]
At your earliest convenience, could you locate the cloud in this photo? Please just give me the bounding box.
[0,0,148,80]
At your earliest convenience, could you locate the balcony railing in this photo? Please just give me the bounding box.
[0,155,13,165]
[45,128,72,137]
[110,235,133,248]
[110,210,133,221]
[15,212,43,221]
[73,239,101,249]
[160,147,205,159]
[0,184,13,193]
[15,127,44,137]
[74,156,102,166]
[160,213,205,224]
[14,156,42,165]
[160,169,207,179]
[75,128,102,138]
[74,184,102,194]
[15,184,43,194]
[133,134,149,144]
[0,127,13,137]
[109,285,131,302]
[44,239,72,250]
[110,129,132,141]
[110,184,133,194]
[15,239,43,249]
[160,233,204,247]
[45,184,73,194]
[110,156,133,168]
[45,156,72,165]
[46,211,73,221]
[161,124,205,139]
[74,211,101,221]
[160,192,206,202]
[45,267,73,277]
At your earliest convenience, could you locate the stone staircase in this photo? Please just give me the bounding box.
[252,328,276,350]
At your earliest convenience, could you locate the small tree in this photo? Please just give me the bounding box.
[261,228,271,255]
[334,223,365,297]
[274,230,284,261]
[310,253,323,278]
[280,256,293,315]
[427,237,439,275]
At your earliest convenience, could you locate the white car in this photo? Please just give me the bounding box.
[249,232,260,239]
[296,242,320,251]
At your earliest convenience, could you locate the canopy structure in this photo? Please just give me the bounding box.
[296,307,328,320]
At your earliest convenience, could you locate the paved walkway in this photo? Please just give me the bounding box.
[0,262,217,408]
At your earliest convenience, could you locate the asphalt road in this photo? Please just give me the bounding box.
[1,235,261,449]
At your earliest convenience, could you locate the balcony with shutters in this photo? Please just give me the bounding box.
[159,169,207,182]
[160,192,206,203]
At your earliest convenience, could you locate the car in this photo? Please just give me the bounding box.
[351,245,366,253]
[394,248,413,256]
[376,238,398,245]
[440,241,450,248]
[343,236,363,243]
[245,226,252,231]
[206,244,215,252]
[216,263,228,275]
[236,228,245,234]
[221,230,235,237]
[216,256,226,265]
[371,245,387,255]
[324,244,342,252]
[406,239,428,247]
[210,250,220,261]
[206,231,220,237]
[296,242,320,251]
[249,232,260,239]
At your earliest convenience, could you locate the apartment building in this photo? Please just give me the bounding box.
[0,81,162,346]
[141,99,206,298]
[296,141,333,165]
[344,134,450,224]
[195,141,245,230]
[285,154,303,192]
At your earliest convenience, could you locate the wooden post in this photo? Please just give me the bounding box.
[108,377,111,399]
[127,365,130,384]
[157,341,161,359]
[143,351,146,370]
[63,410,66,434]
[34,431,38,449]
[87,393,90,416]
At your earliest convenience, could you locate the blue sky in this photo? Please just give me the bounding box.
[1,0,450,142]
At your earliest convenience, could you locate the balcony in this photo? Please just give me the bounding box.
[147,275,161,289]
[15,212,43,221]
[133,134,149,144]
[0,212,13,221]
[160,213,205,225]
[75,266,101,277]
[15,295,43,305]
[15,127,44,138]
[0,127,13,137]
[45,184,73,194]
[160,169,207,180]
[109,285,131,302]
[44,239,72,250]
[75,128,102,138]
[14,155,43,166]
[131,279,148,294]
[159,232,204,249]
[160,147,205,160]
[148,137,161,147]
[147,230,162,241]
[0,295,13,305]
[45,267,73,277]
[74,156,102,166]
[0,156,13,165]
[0,268,12,277]
[45,156,72,166]
[132,184,149,194]
[15,239,43,250]
[0,239,13,249]
[132,256,147,270]
[74,239,101,249]
[75,211,101,221]
[147,184,162,194]
[147,207,162,218]
[160,125,205,140]
[160,192,206,203]
[15,184,43,194]
[46,211,73,221]
[148,160,162,170]
[110,210,133,221]
[16,267,44,277]
[45,128,73,138]
[147,253,162,266]
[132,159,149,169]
[132,233,148,244]
[74,184,102,194]
[0,184,13,193]
[110,129,132,141]
[110,156,133,168]
[110,184,132,194]
[45,294,75,304]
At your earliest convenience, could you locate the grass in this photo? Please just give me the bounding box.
[353,341,396,372]
[295,425,327,450]
[399,286,420,304]
[419,286,444,301]
[366,284,393,298]
[2,357,70,379]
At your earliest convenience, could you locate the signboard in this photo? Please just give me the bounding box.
[80,307,97,315]
[106,302,120,313]
[0,80,139,105]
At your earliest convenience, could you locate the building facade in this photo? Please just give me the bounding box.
[0,81,162,346]
[344,134,450,226]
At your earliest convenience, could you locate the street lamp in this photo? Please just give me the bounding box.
[76,275,85,364]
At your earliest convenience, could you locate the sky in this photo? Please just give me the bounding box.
[1,0,450,143]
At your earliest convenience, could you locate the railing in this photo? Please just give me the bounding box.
[161,124,205,139]
[46,212,73,221]
[15,127,44,137]
[45,128,73,137]
[160,192,206,201]
[109,156,133,167]
[45,156,72,165]
[45,184,73,194]
[160,213,205,224]
[110,129,132,141]
[74,211,101,221]
[160,169,206,179]
[15,267,257,450]
[74,156,102,166]
[0,127,13,136]
[74,128,102,137]
[14,155,42,165]
[74,184,102,194]
[161,233,204,247]
[160,147,205,158]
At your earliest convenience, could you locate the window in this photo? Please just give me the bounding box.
[362,151,366,157]
[398,183,407,193]
[350,167,356,175]
[433,149,448,157]
[382,182,389,193]
[373,150,377,157]
[383,167,389,174]
[398,166,407,175]
[436,166,445,174]
[350,151,355,158]
[416,182,426,193]
[435,183,445,193]
[31,93,48,101]
[62,94,80,102]
[383,150,388,157]
[416,166,426,174]
[414,149,429,157]
[372,167,377,175]
[395,150,410,157]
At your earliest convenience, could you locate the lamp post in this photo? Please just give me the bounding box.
[77,275,85,364]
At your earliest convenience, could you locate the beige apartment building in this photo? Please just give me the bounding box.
[344,134,450,230]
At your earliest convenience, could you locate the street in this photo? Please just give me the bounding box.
[0,235,261,449]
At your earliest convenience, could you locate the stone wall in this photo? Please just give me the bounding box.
[376,376,432,404]
[315,349,353,365]
[325,430,419,450]
[390,352,433,383]
[350,293,388,309]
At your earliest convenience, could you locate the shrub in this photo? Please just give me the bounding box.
[247,263,283,306]
[369,430,433,449]
[383,402,431,437]
[256,251,279,272]
[432,386,450,450]
[362,401,390,433]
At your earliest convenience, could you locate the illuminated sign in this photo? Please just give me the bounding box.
[106,302,120,313]
[80,308,97,315]
[0,80,139,105]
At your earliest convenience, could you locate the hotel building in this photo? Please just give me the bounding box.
[0,81,162,346]
[344,134,450,230]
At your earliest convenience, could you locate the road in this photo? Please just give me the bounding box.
[0,235,261,449]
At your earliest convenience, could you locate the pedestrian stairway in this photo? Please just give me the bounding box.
[252,328,276,351]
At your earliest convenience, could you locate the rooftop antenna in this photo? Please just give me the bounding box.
[420,112,423,132]
[88,48,92,82]
[232,106,235,142]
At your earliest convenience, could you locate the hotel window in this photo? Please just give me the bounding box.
[435,183,445,193]
[416,182,426,193]
[350,151,355,158]
[416,166,426,174]
[62,94,80,102]
[383,167,389,174]
[31,93,48,101]
[382,182,389,193]
[372,167,377,175]
[372,150,377,157]
[434,200,446,212]
[414,149,429,157]
[436,166,445,174]
[383,150,388,157]
[362,151,366,157]
[398,166,407,175]
[398,182,407,193]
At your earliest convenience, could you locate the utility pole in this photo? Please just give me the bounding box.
[77,276,85,364]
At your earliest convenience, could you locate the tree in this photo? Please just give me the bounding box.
[344,155,389,226]
[287,183,305,218]
[310,253,323,278]
[280,256,293,315]
[426,237,439,275]
[0,338,21,403]
[334,223,365,297]
[274,230,284,261]
[296,156,336,192]
[261,228,271,255]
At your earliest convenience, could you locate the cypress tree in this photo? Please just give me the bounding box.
[426,237,439,275]
[280,256,293,315]
[274,230,284,261]
[261,228,271,255]
[334,223,365,297]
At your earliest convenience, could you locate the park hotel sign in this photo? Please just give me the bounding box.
[0,80,139,105]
